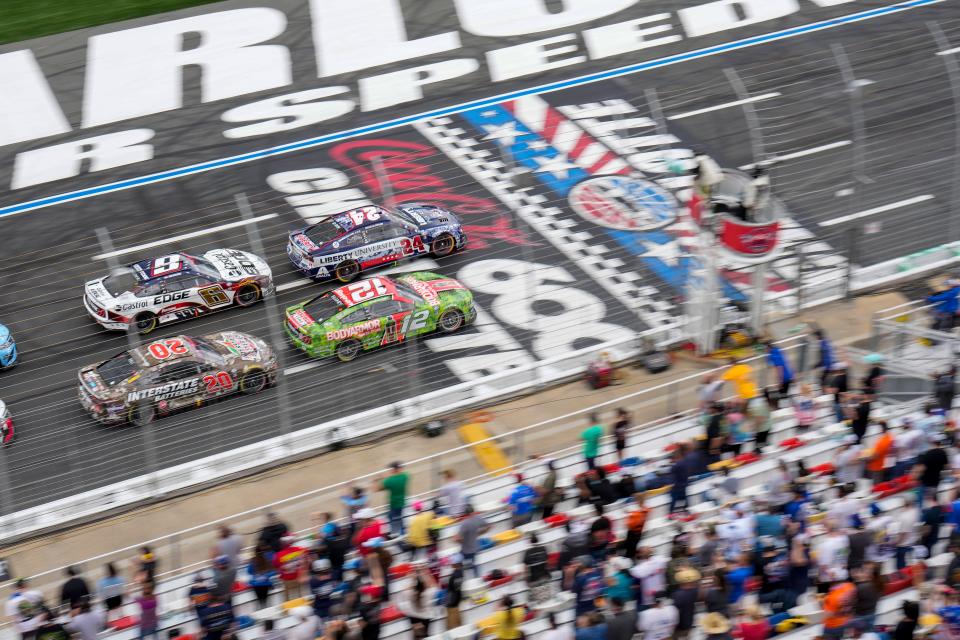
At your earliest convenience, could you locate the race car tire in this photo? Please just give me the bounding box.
[335,339,362,362]
[438,309,464,333]
[431,233,456,258]
[240,369,267,394]
[129,402,156,426]
[135,312,157,335]
[335,260,361,283]
[235,283,261,308]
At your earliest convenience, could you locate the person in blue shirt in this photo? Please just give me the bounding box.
[605,557,634,603]
[574,611,609,640]
[725,554,754,605]
[813,329,834,388]
[308,558,346,622]
[246,542,276,609]
[765,341,794,397]
[565,557,605,616]
[928,280,960,332]
[507,475,538,527]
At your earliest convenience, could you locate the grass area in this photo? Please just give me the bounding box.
[1,0,225,44]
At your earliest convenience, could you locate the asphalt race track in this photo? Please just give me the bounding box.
[0,0,959,513]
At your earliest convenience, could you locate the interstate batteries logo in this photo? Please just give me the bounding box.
[568,176,677,231]
[127,378,200,402]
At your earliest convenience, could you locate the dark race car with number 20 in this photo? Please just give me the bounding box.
[78,332,278,425]
[286,204,467,282]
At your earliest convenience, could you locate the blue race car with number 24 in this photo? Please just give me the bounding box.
[286,204,467,283]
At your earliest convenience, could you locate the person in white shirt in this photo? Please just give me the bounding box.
[835,436,863,486]
[637,593,678,639]
[5,579,43,638]
[287,606,319,640]
[894,502,920,570]
[398,565,440,639]
[894,420,927,477]
[827,484,862,529]
[814,521,850,589]
[439,469,466,517]
[630,548,667,607]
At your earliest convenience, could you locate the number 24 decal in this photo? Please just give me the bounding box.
[399,236,426,256]
[202,371,233,393]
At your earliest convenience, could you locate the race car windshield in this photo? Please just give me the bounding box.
[103,269,140,297]
[304,220,344,246]
[304,294,344,321]
[192,257,222,281]
[190,337,226,365]
[393,282,424,303]
[96,353,138,386]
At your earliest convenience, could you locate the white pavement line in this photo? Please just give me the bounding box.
[739,141,852,170]
[819,194,935,227]
[274,259,442,294]
[91,214,279,260]
[276,278,313,293]
[284,362,322,375]
[937,47,960,56]
[666,93,781,121]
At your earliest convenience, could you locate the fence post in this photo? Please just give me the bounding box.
[95,227,160,495]
[794,243,806,313]
[928,22,960,245]
[236,194,296,452]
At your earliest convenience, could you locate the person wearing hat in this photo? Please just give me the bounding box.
[605,556,634,604]
[273,535,306,601]
[352,508,382,557]
[287,605,319,640]
[735,604,771,640]
[700,612,733,639]
[308,558,344,623]
[672,566,701,639]
[637,591,678,640]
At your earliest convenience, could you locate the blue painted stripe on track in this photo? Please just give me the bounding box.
[0,0,943,219]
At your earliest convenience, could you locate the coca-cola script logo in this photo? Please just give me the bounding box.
[330,139,537,249]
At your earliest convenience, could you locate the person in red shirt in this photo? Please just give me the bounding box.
[736,604,771,640]
[272,535,306,601]
[353,509,383,555]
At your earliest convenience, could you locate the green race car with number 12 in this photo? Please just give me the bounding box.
[284,272,476,361]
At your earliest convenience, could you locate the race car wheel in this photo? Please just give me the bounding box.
[129,403,155,426]
[431,233,456,258]
[335,339,362,362]
[438,309,464,333]
[134,312,157,335]
[240,369,267,394]
[335,260,361,283]
[235,283,261,308]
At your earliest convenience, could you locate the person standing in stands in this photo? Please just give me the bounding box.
[611,408,631,462]
[524,533,553,605]
[59,567,90,610]
[489,595,526,640]
[934,365,957,418]
[765,340,794,398]
[274,535,306,601]
[822,578,856,639]
[211,525,243,570]
[257,512,289,553]
[200,592,235,640]
[376,461,408,537]
[247,541,276,609]
[668,448,690,515]
[455,505,488,577]
[813,327,835,388]
[507,475,538,528]
[916,433,951,503]
[537,459,560,520]
[97,563,124,624]
[135,582,159,640]
[636,591,678,639]
[581,413,604,470]
[407,501,436,560]
[928,279,960,332]
[444,554,465,630]
[438,469,466,517]
[868,421,893,484]
[210,555,236,605]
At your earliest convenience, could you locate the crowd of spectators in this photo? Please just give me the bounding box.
[9,328,960,640]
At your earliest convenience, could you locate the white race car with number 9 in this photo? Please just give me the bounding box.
[84,250,274,334]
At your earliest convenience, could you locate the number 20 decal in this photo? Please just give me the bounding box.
[202,371,233,393]
[399,236,426,256]
[148,338,188,360]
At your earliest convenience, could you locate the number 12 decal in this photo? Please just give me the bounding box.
[400,309,431,335]
[399,236,426,256]
[202,371,234,393]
